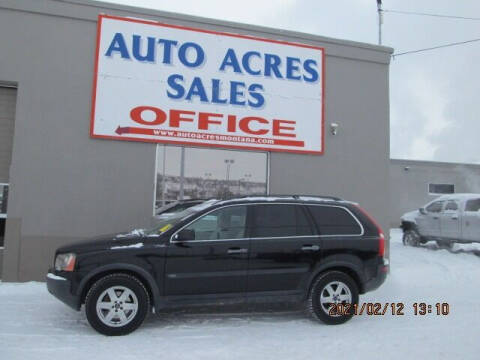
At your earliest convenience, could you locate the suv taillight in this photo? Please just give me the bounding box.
[378,232,385,257]
[354,204,385,257]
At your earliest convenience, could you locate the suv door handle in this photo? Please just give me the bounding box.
[227,248,248,254]
[301,245,320,251]
[451,216,459,220]
[433,216,439,219]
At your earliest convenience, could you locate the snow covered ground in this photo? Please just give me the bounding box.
[1,229,479,360]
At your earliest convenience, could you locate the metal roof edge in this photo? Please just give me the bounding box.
[391,158,480,169]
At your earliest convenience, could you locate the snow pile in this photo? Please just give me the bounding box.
[115,229,145,238]
[46,273,66,281]
[188,199,219,211]
[0,229,479,360]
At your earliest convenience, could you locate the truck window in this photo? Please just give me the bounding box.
[426,201,443,213]
[445,200,458,211]
[465,199,480,212]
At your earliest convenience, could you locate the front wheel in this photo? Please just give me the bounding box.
[85,273,150,336]
[403,229,421,246]
[307,271,359,325]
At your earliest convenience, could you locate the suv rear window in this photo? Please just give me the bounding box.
[307,205,362,235]
[465,199,480,212]
[251,204,314,238]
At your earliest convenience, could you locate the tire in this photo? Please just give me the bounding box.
[403,229,421,247]
[85,273,150,336]
[436,240,454,249]
[307,271,359,325]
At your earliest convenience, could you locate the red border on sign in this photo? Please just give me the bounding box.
[90,14,325,155]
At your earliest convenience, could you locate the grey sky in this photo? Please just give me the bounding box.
[102,0,480,165]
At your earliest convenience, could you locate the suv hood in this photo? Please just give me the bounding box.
[55,230,147,254]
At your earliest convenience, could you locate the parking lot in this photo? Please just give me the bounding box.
[1,229,479,360]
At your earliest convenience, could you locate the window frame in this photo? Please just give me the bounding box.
[0,183,8,249]
[170,202,364,243]
[0,183,9,219]
[428,183,455,195]
[154,145,270,217]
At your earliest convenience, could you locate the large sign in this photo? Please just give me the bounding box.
[91,15,324,154]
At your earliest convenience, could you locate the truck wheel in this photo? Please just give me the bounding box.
[436,240,454,249]
[403,229,420,246]
[307,271,359,325]
[85,273,150,336]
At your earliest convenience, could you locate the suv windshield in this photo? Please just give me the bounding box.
[145,199,219,236]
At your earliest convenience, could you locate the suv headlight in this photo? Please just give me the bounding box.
[54,253,76,272]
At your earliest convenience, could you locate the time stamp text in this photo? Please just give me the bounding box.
[329,303,450,316]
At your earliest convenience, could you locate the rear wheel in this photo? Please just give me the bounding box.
[85,273,150,336]
[307,271,359,325]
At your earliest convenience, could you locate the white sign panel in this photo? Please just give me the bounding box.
[91,15,324,154]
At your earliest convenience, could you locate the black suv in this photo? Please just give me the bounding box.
[47,196,388,335]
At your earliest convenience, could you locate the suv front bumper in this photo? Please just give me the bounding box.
[46,271,81,311]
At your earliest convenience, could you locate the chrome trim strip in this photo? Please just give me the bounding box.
[170,202,364,243]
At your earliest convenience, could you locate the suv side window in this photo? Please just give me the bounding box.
[465,199,480,212]
[307,205,362,235]
[251,204,314,238]
[184,205,247,240]
[426,201,444,213]
[445,200,458,211]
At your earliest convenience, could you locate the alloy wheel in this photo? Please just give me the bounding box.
[319,281,352,316]
[96,286,139,327]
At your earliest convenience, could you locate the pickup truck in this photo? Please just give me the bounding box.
[401,193,480,248]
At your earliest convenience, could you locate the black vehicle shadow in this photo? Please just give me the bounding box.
[142,302,307,328]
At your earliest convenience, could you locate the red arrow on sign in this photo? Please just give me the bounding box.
[116,126,155,135]
[115,126,131,135]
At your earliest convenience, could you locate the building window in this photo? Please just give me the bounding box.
[428,183,454,195]
[155,146,268,212]
[0,183,8,247]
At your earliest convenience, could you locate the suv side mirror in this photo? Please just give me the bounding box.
[175,229,195,241]
[419,207,427,215]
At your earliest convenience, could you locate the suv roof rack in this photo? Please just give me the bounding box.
[223,194,342,201]
[291,194,342,201]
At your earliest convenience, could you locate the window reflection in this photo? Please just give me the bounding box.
[155,146,267,210]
